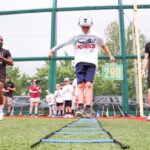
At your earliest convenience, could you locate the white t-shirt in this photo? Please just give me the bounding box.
[52,30,105,66]
[63,84,73,101]
[46,94,55,105]
[54,90,64,103]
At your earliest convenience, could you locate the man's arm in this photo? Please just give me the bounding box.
[0,55,13,66]
[101,45,115,61]
[142,53,149,77]
[3,88,9,92]
[49,36,74,58]
[8,87,16,92]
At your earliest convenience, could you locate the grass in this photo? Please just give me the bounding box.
[0,117,150,150]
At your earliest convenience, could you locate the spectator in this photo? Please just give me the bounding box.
[0,35,13,120]
[45,90,55,117]
[54,84,64,117]
[3,77,16,116]
[29,79,42,117]
[63,78,73,118]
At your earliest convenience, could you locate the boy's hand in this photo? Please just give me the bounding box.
[49,51,54,59]
[109,55,115,62]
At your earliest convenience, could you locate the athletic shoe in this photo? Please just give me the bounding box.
[0,112,4,121]
[84,108,93,119]
[5,113,10,116]
[63,114,68,118]
[68,114,73,118]
[34,114,38,118]
[147,116,150,121]
[48,115,52,117]
[75,108,84,118]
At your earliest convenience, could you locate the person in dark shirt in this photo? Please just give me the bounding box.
[3,77,16,116]
[143,42,150,101]
[0,36,13,120]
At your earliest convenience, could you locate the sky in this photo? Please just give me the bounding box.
[0,0,150,76]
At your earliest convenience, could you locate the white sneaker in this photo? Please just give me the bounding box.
[63,114,68,118]
[68,114,73,118]
[0,112,4,121]
[147,116,150,121]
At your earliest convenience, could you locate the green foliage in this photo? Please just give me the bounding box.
[105,21,120,54]
[97,21,147,98]
[6,66,30,95]
[56,60,74,83]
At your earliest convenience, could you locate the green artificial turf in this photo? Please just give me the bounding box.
[0,118,150,150]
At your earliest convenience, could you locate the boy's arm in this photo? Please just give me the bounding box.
[49,36,74,59]
[101,45,115,62]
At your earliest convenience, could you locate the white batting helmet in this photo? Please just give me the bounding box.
[78,15,93,27]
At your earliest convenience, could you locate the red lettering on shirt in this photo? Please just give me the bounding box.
[76,44,95,49]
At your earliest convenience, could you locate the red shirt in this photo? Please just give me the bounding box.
[29,84,42,98]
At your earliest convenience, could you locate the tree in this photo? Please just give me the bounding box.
[56,60,74,83]
[6,66,30,95]
[93,21,147,98]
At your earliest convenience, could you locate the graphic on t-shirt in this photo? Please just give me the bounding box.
[76,38,96,49]
[77,38,96,44]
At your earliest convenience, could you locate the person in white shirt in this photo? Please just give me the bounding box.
[63,78,73,118]
[45,90,55,117]
[54,84,64,117]
[49,15,115,118]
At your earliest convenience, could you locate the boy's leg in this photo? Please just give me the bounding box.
[78,83,85,105]
[60,104,63,116]
[85,82,93,106]
[75,63,87,118]
[75,83,85,118]
[84,65,96,118]
[56,105,59,116]
[0,82,4,120]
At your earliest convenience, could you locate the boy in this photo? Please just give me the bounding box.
[54,84,64,117]
[63,78,73,118]
[45,90,55,117]
[49,15,115,118]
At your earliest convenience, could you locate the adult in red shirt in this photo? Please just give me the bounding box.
[29,79,42,117]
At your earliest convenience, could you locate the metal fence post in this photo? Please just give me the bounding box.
[50,0,57,92]
[118,0,129,112]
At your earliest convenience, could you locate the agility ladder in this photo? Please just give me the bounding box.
[31,118,129,149]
